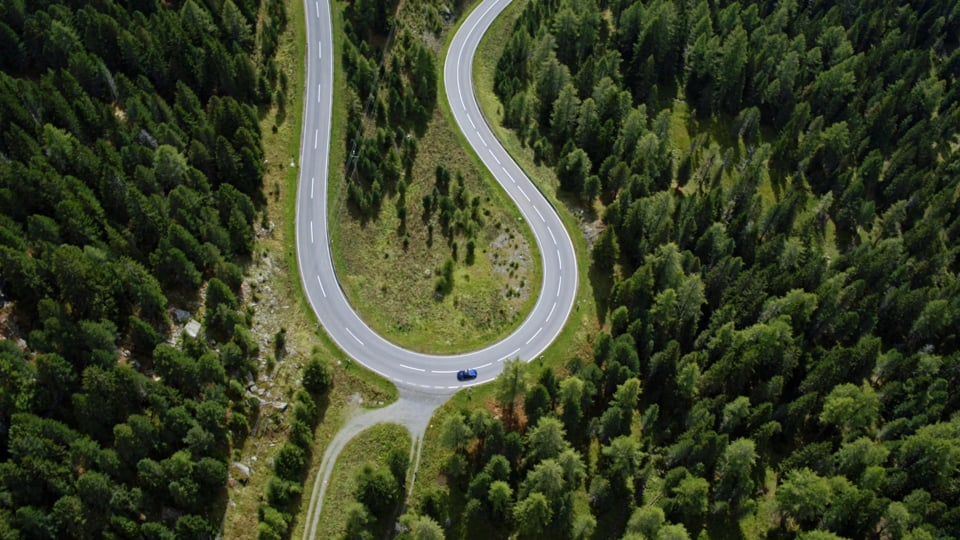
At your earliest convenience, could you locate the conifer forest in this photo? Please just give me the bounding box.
[1,0,959,539]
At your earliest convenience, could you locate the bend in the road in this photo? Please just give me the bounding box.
[296,0,577,393]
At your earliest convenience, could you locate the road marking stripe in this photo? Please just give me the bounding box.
[316,275,326,297]
[433,369,459,374]
[478,133,487,147]
[447,385,460,389]
[518,186,530,201]
[525,327,543,344]
[557,276,562,297]
[548,227,557,245]
[557,250,562,271]
[310,176,315,199]
[314,129,318,149]
[318,41,322,59]
[503,168,516,183]
[489,149,501,165]
[399,364,426,372]
[534,207,544,221]
[467,113,476,129]
[501,348,520,361]
[317,83,321,103]
[345,327,364,345]
[454,0,502,117]
[477,362,492,369]
[315,1,319,18]
[547,302,556,322]
[310,221,314,243]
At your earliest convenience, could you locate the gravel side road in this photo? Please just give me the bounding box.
[300,389,449,539]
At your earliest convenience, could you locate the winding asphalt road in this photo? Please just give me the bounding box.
[295,0,577,393]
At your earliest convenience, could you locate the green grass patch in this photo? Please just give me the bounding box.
[669,100,692,158]
[326,1,543,354]
[323,0,349,272]
[739,468,780,538]
[307,423,412,539]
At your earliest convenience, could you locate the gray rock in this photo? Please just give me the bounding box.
[184,320,201,338]
[231,461,251,481]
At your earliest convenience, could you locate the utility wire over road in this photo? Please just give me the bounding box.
[295,0,577,392]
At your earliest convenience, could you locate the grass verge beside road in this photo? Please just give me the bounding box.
[470,0,601,341]
[221,1,396,537]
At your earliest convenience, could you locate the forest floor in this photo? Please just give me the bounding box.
[327,0,542,355]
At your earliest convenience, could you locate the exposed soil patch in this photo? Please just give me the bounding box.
[488,228,534,302]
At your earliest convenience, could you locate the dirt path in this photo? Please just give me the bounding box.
[300,389,449,540]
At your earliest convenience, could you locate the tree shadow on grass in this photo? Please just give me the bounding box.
[589,260,612,326]
[706,509,749,540]
[593,501,630,539]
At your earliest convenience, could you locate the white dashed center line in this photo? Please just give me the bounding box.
[316,275,326,297]
[345,328,364,345]
[525,327,543,344]
[399,364,425,372]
